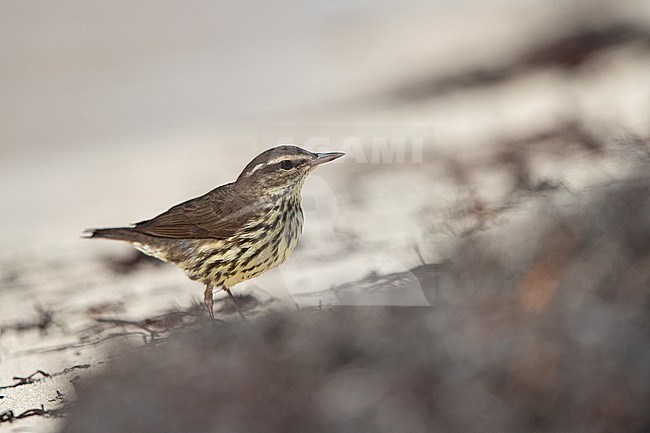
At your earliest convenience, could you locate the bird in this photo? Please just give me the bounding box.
[85,145,344,318]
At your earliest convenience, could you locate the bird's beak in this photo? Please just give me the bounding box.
[310,151,345,166]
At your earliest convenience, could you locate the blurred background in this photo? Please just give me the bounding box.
[1,0,649,431]
[2,0,649,245]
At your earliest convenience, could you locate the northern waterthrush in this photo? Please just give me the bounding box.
[85,145,344,318]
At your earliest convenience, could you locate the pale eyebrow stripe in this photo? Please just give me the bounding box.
[266,155,307,165]
[248,154,308,175]
[247,162,265,175]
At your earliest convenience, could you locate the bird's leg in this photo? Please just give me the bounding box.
[225,287,247,321]
[204,285,214,318]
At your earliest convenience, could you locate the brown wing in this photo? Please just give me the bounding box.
[132,183,261,239]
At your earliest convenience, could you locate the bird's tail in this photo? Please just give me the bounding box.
[83,227,139,242]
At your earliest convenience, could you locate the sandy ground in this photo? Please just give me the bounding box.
[2,0,650,431]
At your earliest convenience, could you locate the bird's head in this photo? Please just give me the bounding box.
[236,145,344,196]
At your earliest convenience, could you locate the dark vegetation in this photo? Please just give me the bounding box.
[391,22,650,101]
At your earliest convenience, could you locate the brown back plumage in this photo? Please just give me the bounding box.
[131,183,261,239]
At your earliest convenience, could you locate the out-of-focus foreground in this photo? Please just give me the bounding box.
[1,0,650,432]
[64,178,650,433]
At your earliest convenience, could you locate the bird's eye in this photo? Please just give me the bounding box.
[280,160,293,170]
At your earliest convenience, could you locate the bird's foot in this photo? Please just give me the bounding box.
[204,285,215,319]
